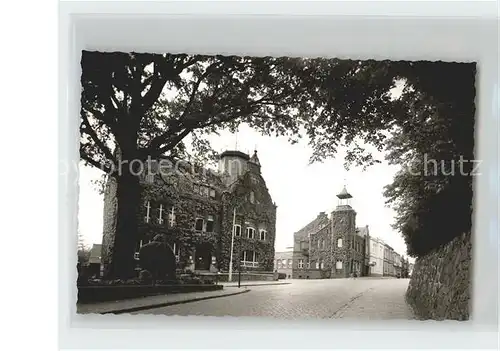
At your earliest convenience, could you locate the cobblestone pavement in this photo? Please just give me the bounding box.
[135,278,414,319]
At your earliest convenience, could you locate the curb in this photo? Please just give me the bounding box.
[102,288,251,314]
[224,282,291,287]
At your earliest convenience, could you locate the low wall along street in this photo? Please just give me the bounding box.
[406,232,471,320]
[77,284,223,304]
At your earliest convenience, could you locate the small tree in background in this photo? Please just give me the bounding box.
[77,231,90,265]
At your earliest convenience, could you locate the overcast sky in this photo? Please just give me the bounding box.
[78,123,412,261]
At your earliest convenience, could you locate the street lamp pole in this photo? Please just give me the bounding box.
[228,208,237,282]
[238,235,242,288]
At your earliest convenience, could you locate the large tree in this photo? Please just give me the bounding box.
[80,52,397,278]
[80,52,475,278]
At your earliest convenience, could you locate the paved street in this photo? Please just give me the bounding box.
[134,278,414,319]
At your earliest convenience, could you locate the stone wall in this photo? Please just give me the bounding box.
[405,231,471,320]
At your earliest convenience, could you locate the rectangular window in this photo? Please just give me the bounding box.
[338,238,343,248]
[158,204,164,224]
[195,218,204,231]
[306,261,311,269]
[259,230,266,241]
[144,201,151,223]
[320,260,324,269]
[336,260,343,270]
[209,189,216,198]
[317,239,321,249]
[168,207,176,227]
[246,227,255,239]
[322,240,326,249]
[298,259,304,269]
[288,259,292,267]
[234,224,241,237]
[206,215,214,232]
[241,250,258,267]
[315,261,319,269]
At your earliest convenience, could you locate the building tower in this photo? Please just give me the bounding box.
[218,150,250,186]
[330,185,357,277]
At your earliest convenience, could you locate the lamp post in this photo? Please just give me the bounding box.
[238,235,242,288]
[228,208,237,282]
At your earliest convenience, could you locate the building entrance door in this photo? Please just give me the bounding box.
[194,243,212,271]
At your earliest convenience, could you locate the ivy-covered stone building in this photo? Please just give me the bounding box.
[291,186,369,279]
[100,149,277,278]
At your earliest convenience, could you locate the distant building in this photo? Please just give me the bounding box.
[393,252,402,276]
[367,237,385,276]
[274,247,294,279]
[87,244,102,277]
[291,186,368,279]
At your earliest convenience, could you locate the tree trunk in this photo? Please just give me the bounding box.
[109,162,141,279]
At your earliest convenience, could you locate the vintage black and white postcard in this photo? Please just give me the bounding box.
[76,52,475,321]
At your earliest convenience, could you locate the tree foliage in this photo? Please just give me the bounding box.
[80,51,475,277]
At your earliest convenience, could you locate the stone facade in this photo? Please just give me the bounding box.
[406,232,471,320]
[291,212,330,279]
[100,150,277,278]
[292,187,369,279]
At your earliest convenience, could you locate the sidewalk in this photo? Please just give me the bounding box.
[220,280,291,287]
[77,286,250,315]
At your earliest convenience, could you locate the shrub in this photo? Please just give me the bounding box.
[139,270,153,284]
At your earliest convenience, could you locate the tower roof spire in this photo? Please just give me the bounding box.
[336,184,352,200]
[249,149,260,166]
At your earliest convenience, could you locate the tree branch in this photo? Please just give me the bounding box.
[80,149,113,174]
[80,111,117,164]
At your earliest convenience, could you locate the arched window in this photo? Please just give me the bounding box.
[337,238,343,248]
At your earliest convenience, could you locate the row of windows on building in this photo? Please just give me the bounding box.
[193,184,217,199]
[144,202,176,226]
[315,238,343,249]
[134,240,260,268]
[295,259,345,270]
[144,201,268,239]
[276,259,293,269]
[233,223,267,241]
